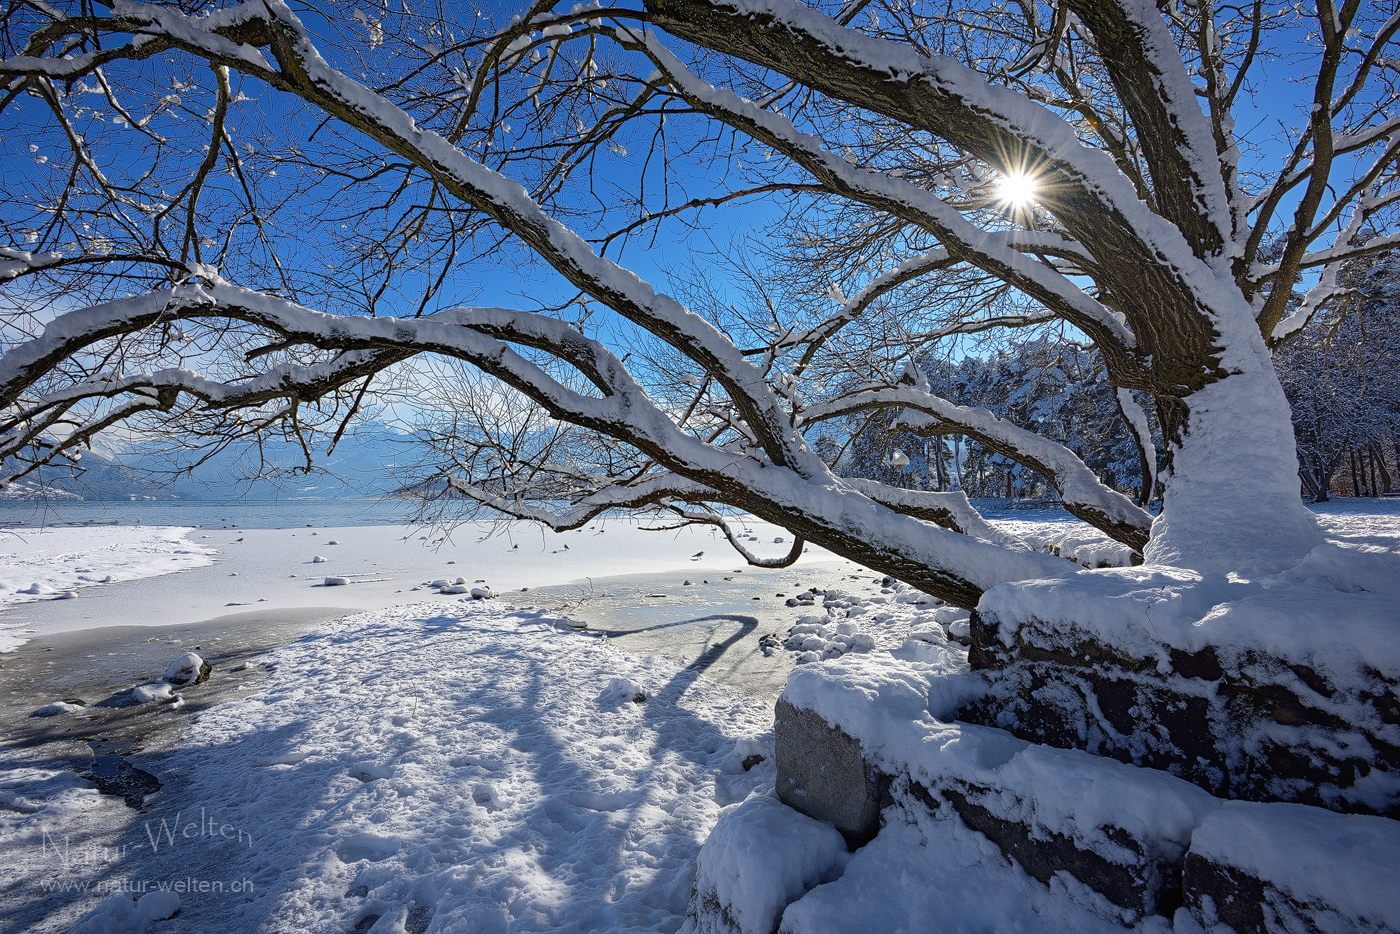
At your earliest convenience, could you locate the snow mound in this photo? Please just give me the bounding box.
[691,794,850,934]
[131,682,176,704]
[69,890,180,933]
[599,677,647,704]
[31,701,82,717]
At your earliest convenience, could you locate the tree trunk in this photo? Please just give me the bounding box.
[1320,450,1344,502]
[1371,444,1389,496]
[1298,461,1321,501]
[1145,361,1322,575]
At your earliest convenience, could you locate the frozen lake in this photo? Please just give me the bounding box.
[0,498,412,530]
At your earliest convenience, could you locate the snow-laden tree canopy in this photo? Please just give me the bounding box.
[1,0,1395,607]
[1276,249,1400,499]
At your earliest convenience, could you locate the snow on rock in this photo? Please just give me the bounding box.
[783,616,875,660]
[781,647,1221,857]
[470,585,493,599]
[1026,525,1137,568]
[782,641,984,729]
[776,806,1150,934]
[976,541,1400,695]
[137,890,181,921]
[69,890,180,933]
[31,701,83,717]
[691,794,851,934]
[323,576,349,587]
[778,581,964,664]
[1186,801,1400,931]
[970,551,1400,813]
[599,676,647,705]
[311,555,328,563]
[776,645,1232,923]
[982,509,1138,568]
[0,525,215,651]
[162,652,210,687]
[131,682,177,704]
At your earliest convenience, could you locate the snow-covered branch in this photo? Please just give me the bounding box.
[802,385,1152,551]
[0,283,1078,607]
[837,479,1026,546]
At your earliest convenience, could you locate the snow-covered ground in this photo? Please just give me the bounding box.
[3,501,1397,933]
[1309,496,1400,551]
[2,603,778,933]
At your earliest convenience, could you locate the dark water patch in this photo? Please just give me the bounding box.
[80,739,162,808]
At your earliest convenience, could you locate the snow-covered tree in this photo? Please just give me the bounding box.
[1,0,1396,608]
[837,340,1159,503]
[1276,249,1400,500]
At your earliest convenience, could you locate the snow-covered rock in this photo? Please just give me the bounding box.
[131,682,176,704]
[689,794,850,934]
[69,890,180,933]
[599,677,647,704]
[31,701,83,717]
[163,652,210,687]
[971,554,1400,815]
[1184,800,1400,932]
[773,617,1400,930]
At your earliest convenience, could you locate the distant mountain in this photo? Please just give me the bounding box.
[6,426,416,501]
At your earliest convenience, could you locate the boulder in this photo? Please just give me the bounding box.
[1183,801,1400,933]
[163,652,211,687]
[774,699,890,848]
[963,609,1400,817]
